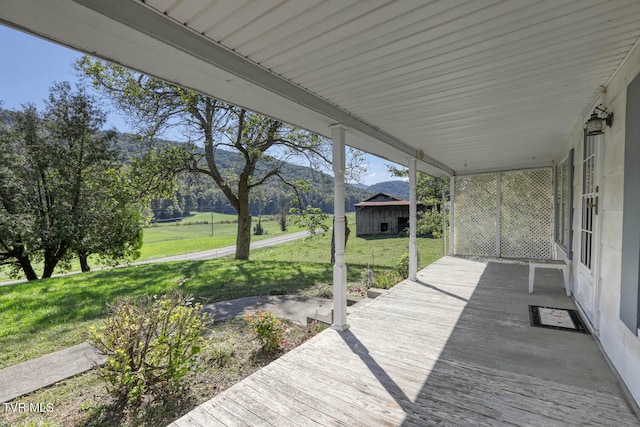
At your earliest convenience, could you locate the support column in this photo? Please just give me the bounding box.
[449,176,455,256]
[496,172,501,257]
[442,181,447,255]
[409,158,418,281]
[331,125,349,331]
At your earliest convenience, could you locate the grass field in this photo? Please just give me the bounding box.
[0,222,443,369]
[140,215,303,259]
[0,213,303,281]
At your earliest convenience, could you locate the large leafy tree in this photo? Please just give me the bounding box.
[78,57,331,260]
[0,83,142,280]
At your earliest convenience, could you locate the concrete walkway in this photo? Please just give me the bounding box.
[0,342,104,403]
[0,292,372,403]
[205,295,333,325]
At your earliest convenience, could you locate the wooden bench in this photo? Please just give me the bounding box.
[529,260,571,296]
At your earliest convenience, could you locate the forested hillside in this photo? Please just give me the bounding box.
[1,106,372,221]
[111,134,373,220]
[367,180,410,200]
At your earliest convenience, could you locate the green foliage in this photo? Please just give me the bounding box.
[130,144,192,203]
[0,82,143,279]
[286,178,330,238]
[395,253,410,279]
[272,193,289,232]
[253,219,264,235]
[316,285,333,299]
[246,310,286,354]
[0,221,443,369]
[373,252,418,286]
[387,165,449,240]
[77,57,333,261]
[89,291,207,407]
[290,206,330,237]
[418,210,444,238]
[373,271,401,289]
[207,341,236,367]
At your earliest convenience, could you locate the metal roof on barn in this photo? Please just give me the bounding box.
[355,193,411,207]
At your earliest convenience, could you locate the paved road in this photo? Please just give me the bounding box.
[133,230,318,264]
[0,230,321,286]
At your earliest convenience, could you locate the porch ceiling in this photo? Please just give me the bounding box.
[2,0,640,176]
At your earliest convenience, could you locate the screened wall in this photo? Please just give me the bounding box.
[453,168,553,259]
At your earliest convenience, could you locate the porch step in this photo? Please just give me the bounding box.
[306,294,379,326]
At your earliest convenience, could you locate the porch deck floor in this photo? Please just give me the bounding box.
[170,256,639,426]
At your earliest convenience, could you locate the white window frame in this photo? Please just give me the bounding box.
[554,149,574,259]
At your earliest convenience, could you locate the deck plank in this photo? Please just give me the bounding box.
[169,257,639,426]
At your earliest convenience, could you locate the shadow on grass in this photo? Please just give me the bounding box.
[0,259,355,338]
[356,234,407,240]
[0,256,404,369]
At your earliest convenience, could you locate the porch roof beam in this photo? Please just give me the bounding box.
[69,0,454,177]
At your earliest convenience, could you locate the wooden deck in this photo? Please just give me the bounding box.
[170,256,639,426]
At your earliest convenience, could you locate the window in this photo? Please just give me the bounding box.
[380,223,388,232]
[554,150,574,259]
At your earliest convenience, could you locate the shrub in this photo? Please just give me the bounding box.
[253,220,264,235]
[89,291,207,407]
[417,210,443,237]
[246,310,286,354]
[208,341,235,367]
[374,270,401,289]
[316,285,333,299]
[395,253,410,279]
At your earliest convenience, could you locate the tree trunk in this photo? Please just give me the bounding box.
[42,259,57,279]
[16,254,38,281]
[42,248,62,279]
[79,254,91,272]
[235,201,253,260]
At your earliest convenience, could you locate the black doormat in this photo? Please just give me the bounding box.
[529,305,590,334]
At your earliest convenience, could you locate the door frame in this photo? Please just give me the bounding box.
[574,128,603,333]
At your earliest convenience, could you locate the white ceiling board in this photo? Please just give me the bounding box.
[233,0,348,57]
[249,0,393,65]
[222,1,320,50]
[282,0,568,80]
[0,0,445,177]
[2,0,640,178]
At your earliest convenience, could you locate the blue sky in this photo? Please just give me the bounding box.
[0,25,402,185]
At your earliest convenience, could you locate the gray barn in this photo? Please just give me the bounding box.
[355,193,422,236]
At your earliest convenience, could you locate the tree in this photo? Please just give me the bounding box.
[387,164,449,237]
[272,192,289,232]
[72,169,143,272]
[78,57,330,260]
[0,107,39,280]
[0,83,143,279]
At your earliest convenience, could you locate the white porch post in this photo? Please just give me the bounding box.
[442,181,447,255]
[331,125,349,331]
[449,176,455,256]
[409,158,418,281]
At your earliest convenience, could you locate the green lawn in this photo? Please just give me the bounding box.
[252,229,442,273]
[0,213,302,281]
[140,216,303,259]
[0,224,443,369]
[0,258,331,369]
